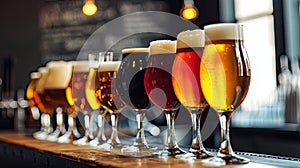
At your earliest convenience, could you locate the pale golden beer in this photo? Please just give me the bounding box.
[200,24,251,112]
[86,67,101,111]
[199,23,251,164]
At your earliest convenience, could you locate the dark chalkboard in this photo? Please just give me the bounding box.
[39,0,173,63]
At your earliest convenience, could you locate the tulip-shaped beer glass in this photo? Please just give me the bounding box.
[172,29,213,159]
[145,40,185,157]
[200,23,251,165]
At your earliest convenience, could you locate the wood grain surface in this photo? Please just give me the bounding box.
[0,131,298,168]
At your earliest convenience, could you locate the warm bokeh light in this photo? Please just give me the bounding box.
[82,0,97,16]
[180,5,198,20]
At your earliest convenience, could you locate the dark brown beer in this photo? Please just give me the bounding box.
[144,40,180,110]
[116,48,150,110]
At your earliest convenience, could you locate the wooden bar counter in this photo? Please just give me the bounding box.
[0,131,299,168]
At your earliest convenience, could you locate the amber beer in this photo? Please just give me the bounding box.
[95,61,122,113]
[34,67,52,114]
[200,24,251,112]
[116,48,150,110]
[26,72,41,107]
[172,30,207,109]
[42,61,74,114]
[144,40,180,110]
[71,61,93,113]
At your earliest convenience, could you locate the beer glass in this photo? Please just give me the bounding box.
[144,40,184,157]
[68,61,95,146]
[26,71,45,138]
[96,53,126,150]
[32,67,53,140]
[116,48,156,156]
[86,53,108,147]
[172,30,213,159]
[42,61,80,142]
[200,23,251,165]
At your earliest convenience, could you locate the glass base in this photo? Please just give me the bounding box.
[73,136,91,146]
[153,146,186,158]
[119,145,157,158]
[33,131,49,140]
[47,131,63,142]
[97,142,122,151]
[177,149,214,160]
[56,129,81,143]
[89,137,106,147]
[201,154,250,166]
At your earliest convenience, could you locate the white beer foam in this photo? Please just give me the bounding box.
[177,29,205,49]
[30,72,41,79]
[44,61,73,89]
[122,48,149,54]
[35,67,49,93]
[98,61,121,72]
[204,23,240,41]
[149,40,176,55]
[72,61,89,72]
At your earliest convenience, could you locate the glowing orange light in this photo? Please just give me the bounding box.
[82,0,97,16]
[180,5,198,21]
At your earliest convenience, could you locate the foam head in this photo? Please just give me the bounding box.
[204,23,240,41]
[35,67,49,93]
[149,40,176,55]
[72,61,90,72]
[88,53,100,68]
[44,61,73,89]
[122,48,149,55]
[98,61,121,72]
[30,72,41,79]
[177,29,205,49]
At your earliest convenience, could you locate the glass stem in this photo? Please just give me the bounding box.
[67,114,80,139]
[45,114,52,134]
[164,109,179,149]
[108,113,120,145]
[134,109,148,147]
[189,108,205,152]
[67,114,74,132]
[96,109,107,142]
[40,113,46,132]
[89,111,95,139]
[55,108,65,134]
[217,111,234,157]
[84,114,90,139]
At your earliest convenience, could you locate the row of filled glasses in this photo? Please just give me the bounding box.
[26,23,251,165]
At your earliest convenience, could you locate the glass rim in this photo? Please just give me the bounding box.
[121,48,149,55]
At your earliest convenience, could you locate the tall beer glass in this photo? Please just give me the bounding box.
[96,54,125,150]
[27,72,40,111]
[86,53,108,146]
[116,48,156,156]
[200,23,251,165]
[68,61,95,145]
[27,72,44,138]
[43,61,79,142]
[144,40,184,157]
[172,30,213,159]
[33,67,52,140]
